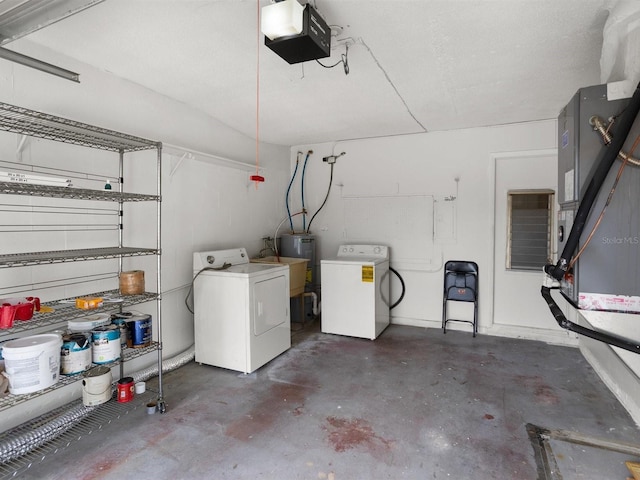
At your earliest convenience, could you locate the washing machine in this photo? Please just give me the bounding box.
[321,244,390,340]
[193,248,290,374]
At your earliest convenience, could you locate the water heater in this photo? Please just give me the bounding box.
[280,233,317,321]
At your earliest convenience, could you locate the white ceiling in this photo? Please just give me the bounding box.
[7,0,613,147]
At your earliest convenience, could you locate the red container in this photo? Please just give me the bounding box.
[0,297,40,321]
[0,304,16,329]
[117,377,135,403]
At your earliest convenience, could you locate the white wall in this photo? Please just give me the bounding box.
[290,120,576,345]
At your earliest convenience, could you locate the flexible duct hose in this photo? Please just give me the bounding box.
[130,344,195,384]
[0,402,96,463]
[0,345,195,464]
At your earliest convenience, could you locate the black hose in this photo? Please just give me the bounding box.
[301,151,311,231]
[541,286,640,354]
[544,81,640,280]
[286,156,300,231]
[306,163,334,233]
[185,264,232,314]
[389,266,405,310]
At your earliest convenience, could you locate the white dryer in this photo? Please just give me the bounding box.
[321,244,390,340]
[193,248,290,374]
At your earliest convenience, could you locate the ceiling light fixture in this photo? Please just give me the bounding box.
[261,0,304,41]
[261,0,330,64]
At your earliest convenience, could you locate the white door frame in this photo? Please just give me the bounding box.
[488,149,576,345]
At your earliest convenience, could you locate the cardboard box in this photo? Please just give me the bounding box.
[251,256,309,297]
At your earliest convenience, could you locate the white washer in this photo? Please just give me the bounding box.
[193,248,290,374]
[321,244,390,340]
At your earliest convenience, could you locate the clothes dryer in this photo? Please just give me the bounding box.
[193,248,290,373]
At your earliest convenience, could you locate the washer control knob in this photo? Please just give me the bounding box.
[349,247,354,253]
[206,255,215,265]
[374,246,381,254]
[342,247,348,253]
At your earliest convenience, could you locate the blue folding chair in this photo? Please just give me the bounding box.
[442,261,478,337]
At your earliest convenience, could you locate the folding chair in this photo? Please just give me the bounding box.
[442,260,478,337]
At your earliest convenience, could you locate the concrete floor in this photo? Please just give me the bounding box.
[13,322,640,479]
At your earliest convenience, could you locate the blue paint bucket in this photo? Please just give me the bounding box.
[61,333,92,375]
[91,326,121,364]
[126,314,152,348]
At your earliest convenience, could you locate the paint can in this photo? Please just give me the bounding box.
[91,325,121,364]
[68,313,110,333]
[111,311,134,346]
[126,314,152,348]
[82,366,112,406]
[110,318,128,346]
[60,333,92,375]
[2,333,62,394]
[117,376,135,403]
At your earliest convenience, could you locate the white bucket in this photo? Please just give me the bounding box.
[82,366,112,406]
[3,333,62,394]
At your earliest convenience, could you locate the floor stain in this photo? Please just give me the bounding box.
[77,446,132,480]
[225,380,309,441]
[323,416,393,457]
[514,374,560,405]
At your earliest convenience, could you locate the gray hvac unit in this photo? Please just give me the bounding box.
[557,84,640,313]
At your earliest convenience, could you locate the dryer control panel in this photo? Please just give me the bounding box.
[336,244,389,260]
[193,248,248,270]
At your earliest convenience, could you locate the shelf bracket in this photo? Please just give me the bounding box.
[169,152,190,179]
[16,134,28,162]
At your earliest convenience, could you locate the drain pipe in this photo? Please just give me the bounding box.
[0,345,195,464]
[302,291,320,316]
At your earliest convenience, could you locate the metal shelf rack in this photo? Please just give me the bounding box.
[0,247,159,268]
[0,102,165,423]
[0,290,158,334]
[0,342,159,413]
[0,180,159,201]
[0,102,159,152]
